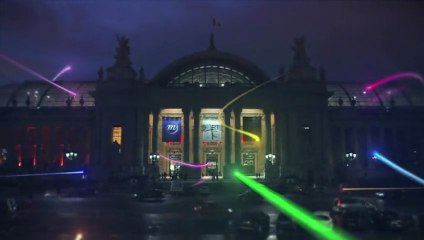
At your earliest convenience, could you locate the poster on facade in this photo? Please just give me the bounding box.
[242,117,262,142]
[162,117,181,142]
[201,118,221,142]
[242,152,255,175]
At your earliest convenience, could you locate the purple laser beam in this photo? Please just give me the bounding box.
[366,72,424,91]
[52,65,72,82]
[0,54,76,96]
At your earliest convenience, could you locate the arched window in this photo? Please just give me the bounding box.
[168,65,254,87]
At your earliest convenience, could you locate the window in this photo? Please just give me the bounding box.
[112,126,122,145]
[170,65,252,87]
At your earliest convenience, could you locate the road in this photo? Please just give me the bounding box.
[1,181,424,240]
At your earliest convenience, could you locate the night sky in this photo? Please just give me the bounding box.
[1,0,423,85]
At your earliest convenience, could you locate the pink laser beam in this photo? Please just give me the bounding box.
[0,54,76,96]
[52,65,72,81]
[365,72,424,91]
[159,155,211,168]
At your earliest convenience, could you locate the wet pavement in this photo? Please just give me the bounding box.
[1,181,424,240]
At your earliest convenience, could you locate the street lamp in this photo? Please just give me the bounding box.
[149,153,160,163]
[65,151,78,160]
[345,152,357,166]
[265,153,276,165]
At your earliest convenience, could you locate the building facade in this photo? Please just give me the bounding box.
[1,36,424,182]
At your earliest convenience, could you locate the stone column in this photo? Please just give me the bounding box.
[152,109,160,153]
[35,125,42,167]
[234,107,242,164]
[133,111,141,167]
[265,109,272,154]
[274,111,284,174]
[224,109,231,165]
[49,125,56,165]
[141,110,150,170]
[183,108,190,162]
[192,107,200,163]
[340,127,346,159]
[366,126,373,168]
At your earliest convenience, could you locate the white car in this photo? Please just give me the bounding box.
[198,186,210,195]
[170,180,184,195]
[313,211,333,229]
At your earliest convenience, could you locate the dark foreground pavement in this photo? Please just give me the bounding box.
[1,180,424,240]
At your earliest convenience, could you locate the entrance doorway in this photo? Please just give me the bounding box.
[204,149,219,177]
[168,150,182,178]
[242,152,256,175]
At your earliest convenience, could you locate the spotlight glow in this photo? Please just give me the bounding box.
[233,171,355,240]
[218,77,278,142]
[52,65,72,81]
[0,170,84,178]
[0,54,76,96]
[373,151,424,186]
[159,155,211,168]
[75,233,83,240]
[365,72,424,91]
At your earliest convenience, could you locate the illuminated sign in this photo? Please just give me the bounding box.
[162,117,181,142]
[202,118,221,142]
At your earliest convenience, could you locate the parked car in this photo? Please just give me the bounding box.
[0,197,18,224]
[374,191,402,200]
[136,189,164,202]
[193,200,233,219]
[332,197,377,213]
[237,190,263,205]
[276,213,313,240]
[193,200,234,232]
[198,186,210,195]
[372,210,413,231]
[170,180,184,195]
[313,211,333,229]
[233,211,270,234]
[340,209,372,230]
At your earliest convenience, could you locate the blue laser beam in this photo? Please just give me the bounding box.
[0,170,84,178]
[373,151,424,186]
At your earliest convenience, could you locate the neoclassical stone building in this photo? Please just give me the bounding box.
[1,35,424,182]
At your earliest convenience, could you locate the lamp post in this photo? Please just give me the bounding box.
[265,153,276,165]
[149,153,160,184]
[149,153,160,163]
[265,153,276,180]
[345,152,357,166]
[65,151,78,161]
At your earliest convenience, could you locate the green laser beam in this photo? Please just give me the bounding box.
[233,171,356,240]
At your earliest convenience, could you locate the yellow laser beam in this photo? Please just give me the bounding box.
[218,77,278,142]
[342,187,424,191]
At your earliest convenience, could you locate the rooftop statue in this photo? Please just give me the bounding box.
[106,35,137,81]
[114,35,131,67]
[291,36,311,68]
[288,37,317,82]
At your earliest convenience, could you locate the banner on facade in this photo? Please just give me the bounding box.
[242,117,262,142]
[162,117,181,142]
[201,118,221,142]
